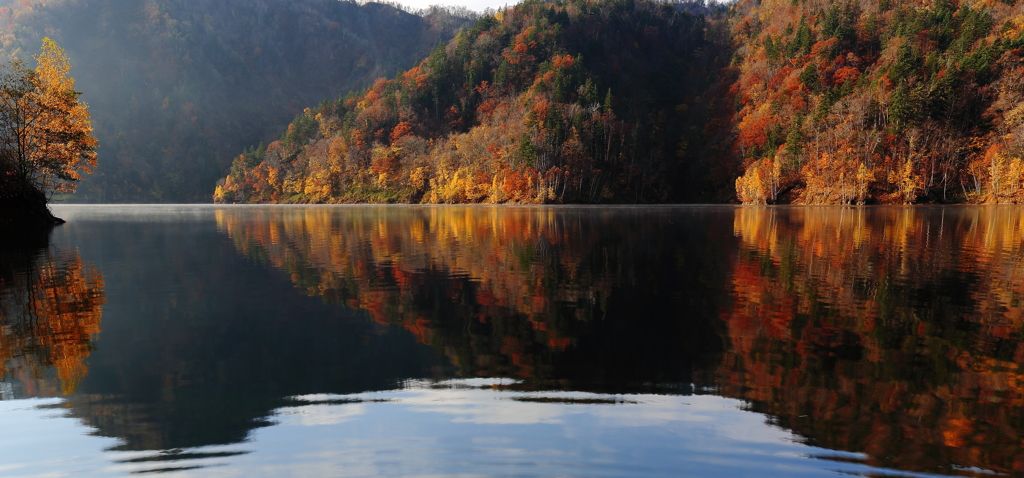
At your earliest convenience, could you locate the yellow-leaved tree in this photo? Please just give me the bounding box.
[0,37,97,213]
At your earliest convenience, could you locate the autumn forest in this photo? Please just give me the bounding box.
[0,0,1022,204]
[205,0,1024,205]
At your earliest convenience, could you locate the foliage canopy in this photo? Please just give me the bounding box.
[215,0,730,204]
[0,38,96,223]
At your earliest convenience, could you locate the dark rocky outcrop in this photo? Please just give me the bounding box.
[1,181,62,248]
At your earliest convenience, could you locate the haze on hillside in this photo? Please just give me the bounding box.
[0,0,476,202]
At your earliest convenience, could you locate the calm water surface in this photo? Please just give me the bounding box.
[1,205,1023,477]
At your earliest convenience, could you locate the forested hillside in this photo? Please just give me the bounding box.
[729,0,1024,204]
[216,0,1024,205]
[214,0,731,204]
[0,0,471,202]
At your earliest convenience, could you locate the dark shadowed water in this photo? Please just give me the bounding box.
[1,205,1022,477]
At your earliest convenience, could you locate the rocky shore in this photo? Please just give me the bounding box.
[1,186,63,248]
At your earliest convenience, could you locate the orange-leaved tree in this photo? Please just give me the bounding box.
[0,37,97,200]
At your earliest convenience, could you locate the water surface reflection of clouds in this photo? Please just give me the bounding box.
[251,382,987,476]
[212,380,958,477]
[0,398,124,477]
[1,379,968,477]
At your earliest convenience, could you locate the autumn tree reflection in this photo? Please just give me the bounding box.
[216,206,724,388]
[0,246,105,396]
[217,207,618,379]
[723,207,1024,475]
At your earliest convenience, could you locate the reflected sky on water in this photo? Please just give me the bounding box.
[1,205,1022,477]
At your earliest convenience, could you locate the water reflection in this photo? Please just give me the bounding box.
[215,206,728,390]
[64,214,447,453]
[723,206,1024,475]
[0,243,105,397]
[4,205,1024,477]
[214,205,1024,475]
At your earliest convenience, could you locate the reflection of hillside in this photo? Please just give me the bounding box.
[0,246,105,396]
[216,206,728,388]
[722,207,1024,475]
[42,213,447,453]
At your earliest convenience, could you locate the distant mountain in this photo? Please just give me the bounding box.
[0,0,472,202]
[214,0,731,204]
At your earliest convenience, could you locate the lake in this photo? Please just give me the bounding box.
[1,205,1023,477]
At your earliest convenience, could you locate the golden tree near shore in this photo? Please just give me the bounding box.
[0,38,97,196]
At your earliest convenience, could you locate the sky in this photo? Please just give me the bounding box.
[394,0,520,13]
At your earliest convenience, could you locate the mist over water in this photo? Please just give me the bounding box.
[0,205,1022,476]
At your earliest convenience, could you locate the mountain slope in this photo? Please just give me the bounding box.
[0,0,471,202]
[214,0,730,204]
[217,0,1024,205]
[727,0,1024,204]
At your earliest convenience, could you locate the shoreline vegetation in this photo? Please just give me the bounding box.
[0,39,96,231]
[214,0,1024,206]
[215,0,729,205]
